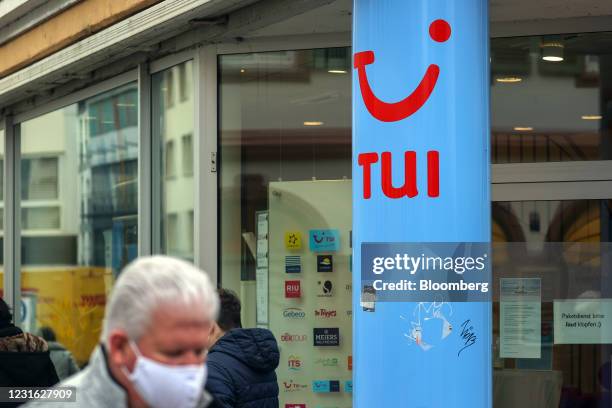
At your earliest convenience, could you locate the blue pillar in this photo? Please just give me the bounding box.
[352,1,491,407]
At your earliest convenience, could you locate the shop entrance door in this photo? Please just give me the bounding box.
[492,173,612,408]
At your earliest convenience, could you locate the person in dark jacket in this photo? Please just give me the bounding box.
[206,289,280,408]
[38,327,79,381]
[0,298,59,407]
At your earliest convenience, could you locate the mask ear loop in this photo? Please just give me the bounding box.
[120,340,141,379]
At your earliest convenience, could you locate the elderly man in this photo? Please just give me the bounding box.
[25,256,219,408]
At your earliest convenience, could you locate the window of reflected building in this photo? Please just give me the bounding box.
[152,60,195,261]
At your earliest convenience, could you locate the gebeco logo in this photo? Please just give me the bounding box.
[315,309,337,318]
[354,19,451,200]
[283,308,306,319]
[281,333,307,342]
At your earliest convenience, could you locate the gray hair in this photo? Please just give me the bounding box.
[102,256,219,344]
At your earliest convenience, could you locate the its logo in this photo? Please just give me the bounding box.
[317,280,333,298]
[315,309,337,318]
[354,20,451,200]
[281,333,307,343]
[283,308,306,319]
[354,19,451,122]
[283,380,308,392]
[285,280,301,298]
[288,355,302,371]
[313,328,340,346]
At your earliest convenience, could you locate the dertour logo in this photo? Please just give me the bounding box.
[281,333,307,343]
[354,19,452,200]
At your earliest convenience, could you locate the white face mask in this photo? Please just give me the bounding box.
[122,341,207,408]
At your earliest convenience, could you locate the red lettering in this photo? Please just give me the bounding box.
[381,151,418,198]
[358,152,379,199]
[427,150,440,197]
[358,150,440,199]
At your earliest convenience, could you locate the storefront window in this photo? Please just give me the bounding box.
[220,42,612,408]
[492,199,612,407]
[153,60,195,261]
[491,32,612,163]
[219,48,351,408]
[19,83,138,366]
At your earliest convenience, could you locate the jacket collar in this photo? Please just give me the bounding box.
[93,344,213,408]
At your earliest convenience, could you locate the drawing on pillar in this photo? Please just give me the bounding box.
[400,301,453,351]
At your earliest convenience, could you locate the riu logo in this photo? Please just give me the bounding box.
[354,19,451,199]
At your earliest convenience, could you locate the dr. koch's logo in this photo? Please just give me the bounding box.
[354,19,451,200]
[354,19,451,122]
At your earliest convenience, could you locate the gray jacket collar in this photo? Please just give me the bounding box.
[87,345,212,408]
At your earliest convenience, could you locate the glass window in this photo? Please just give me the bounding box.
[19,83,138,366]
[181,134,193,176]
[492,199,612,408]
[153,61,194,261]
[491,33,612,163]
[219,48,351,408]
[21,157,58,200]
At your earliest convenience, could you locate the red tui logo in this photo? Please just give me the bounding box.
[354,19,451,122]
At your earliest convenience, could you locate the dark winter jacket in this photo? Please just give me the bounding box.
[206,328,280,408]
[0,324,59,407]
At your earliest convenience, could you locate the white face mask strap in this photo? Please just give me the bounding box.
[120,340,142,379]
[129,340,143,358]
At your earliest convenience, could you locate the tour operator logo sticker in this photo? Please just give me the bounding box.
[313,328,340,346]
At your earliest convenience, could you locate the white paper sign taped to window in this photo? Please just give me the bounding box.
[554,299,612,344]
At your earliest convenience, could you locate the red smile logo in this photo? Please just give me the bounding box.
[354,19,451,122]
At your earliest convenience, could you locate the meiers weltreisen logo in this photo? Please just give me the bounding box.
[313,327,340,346]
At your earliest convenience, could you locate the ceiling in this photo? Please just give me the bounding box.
[249,0,612,38]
